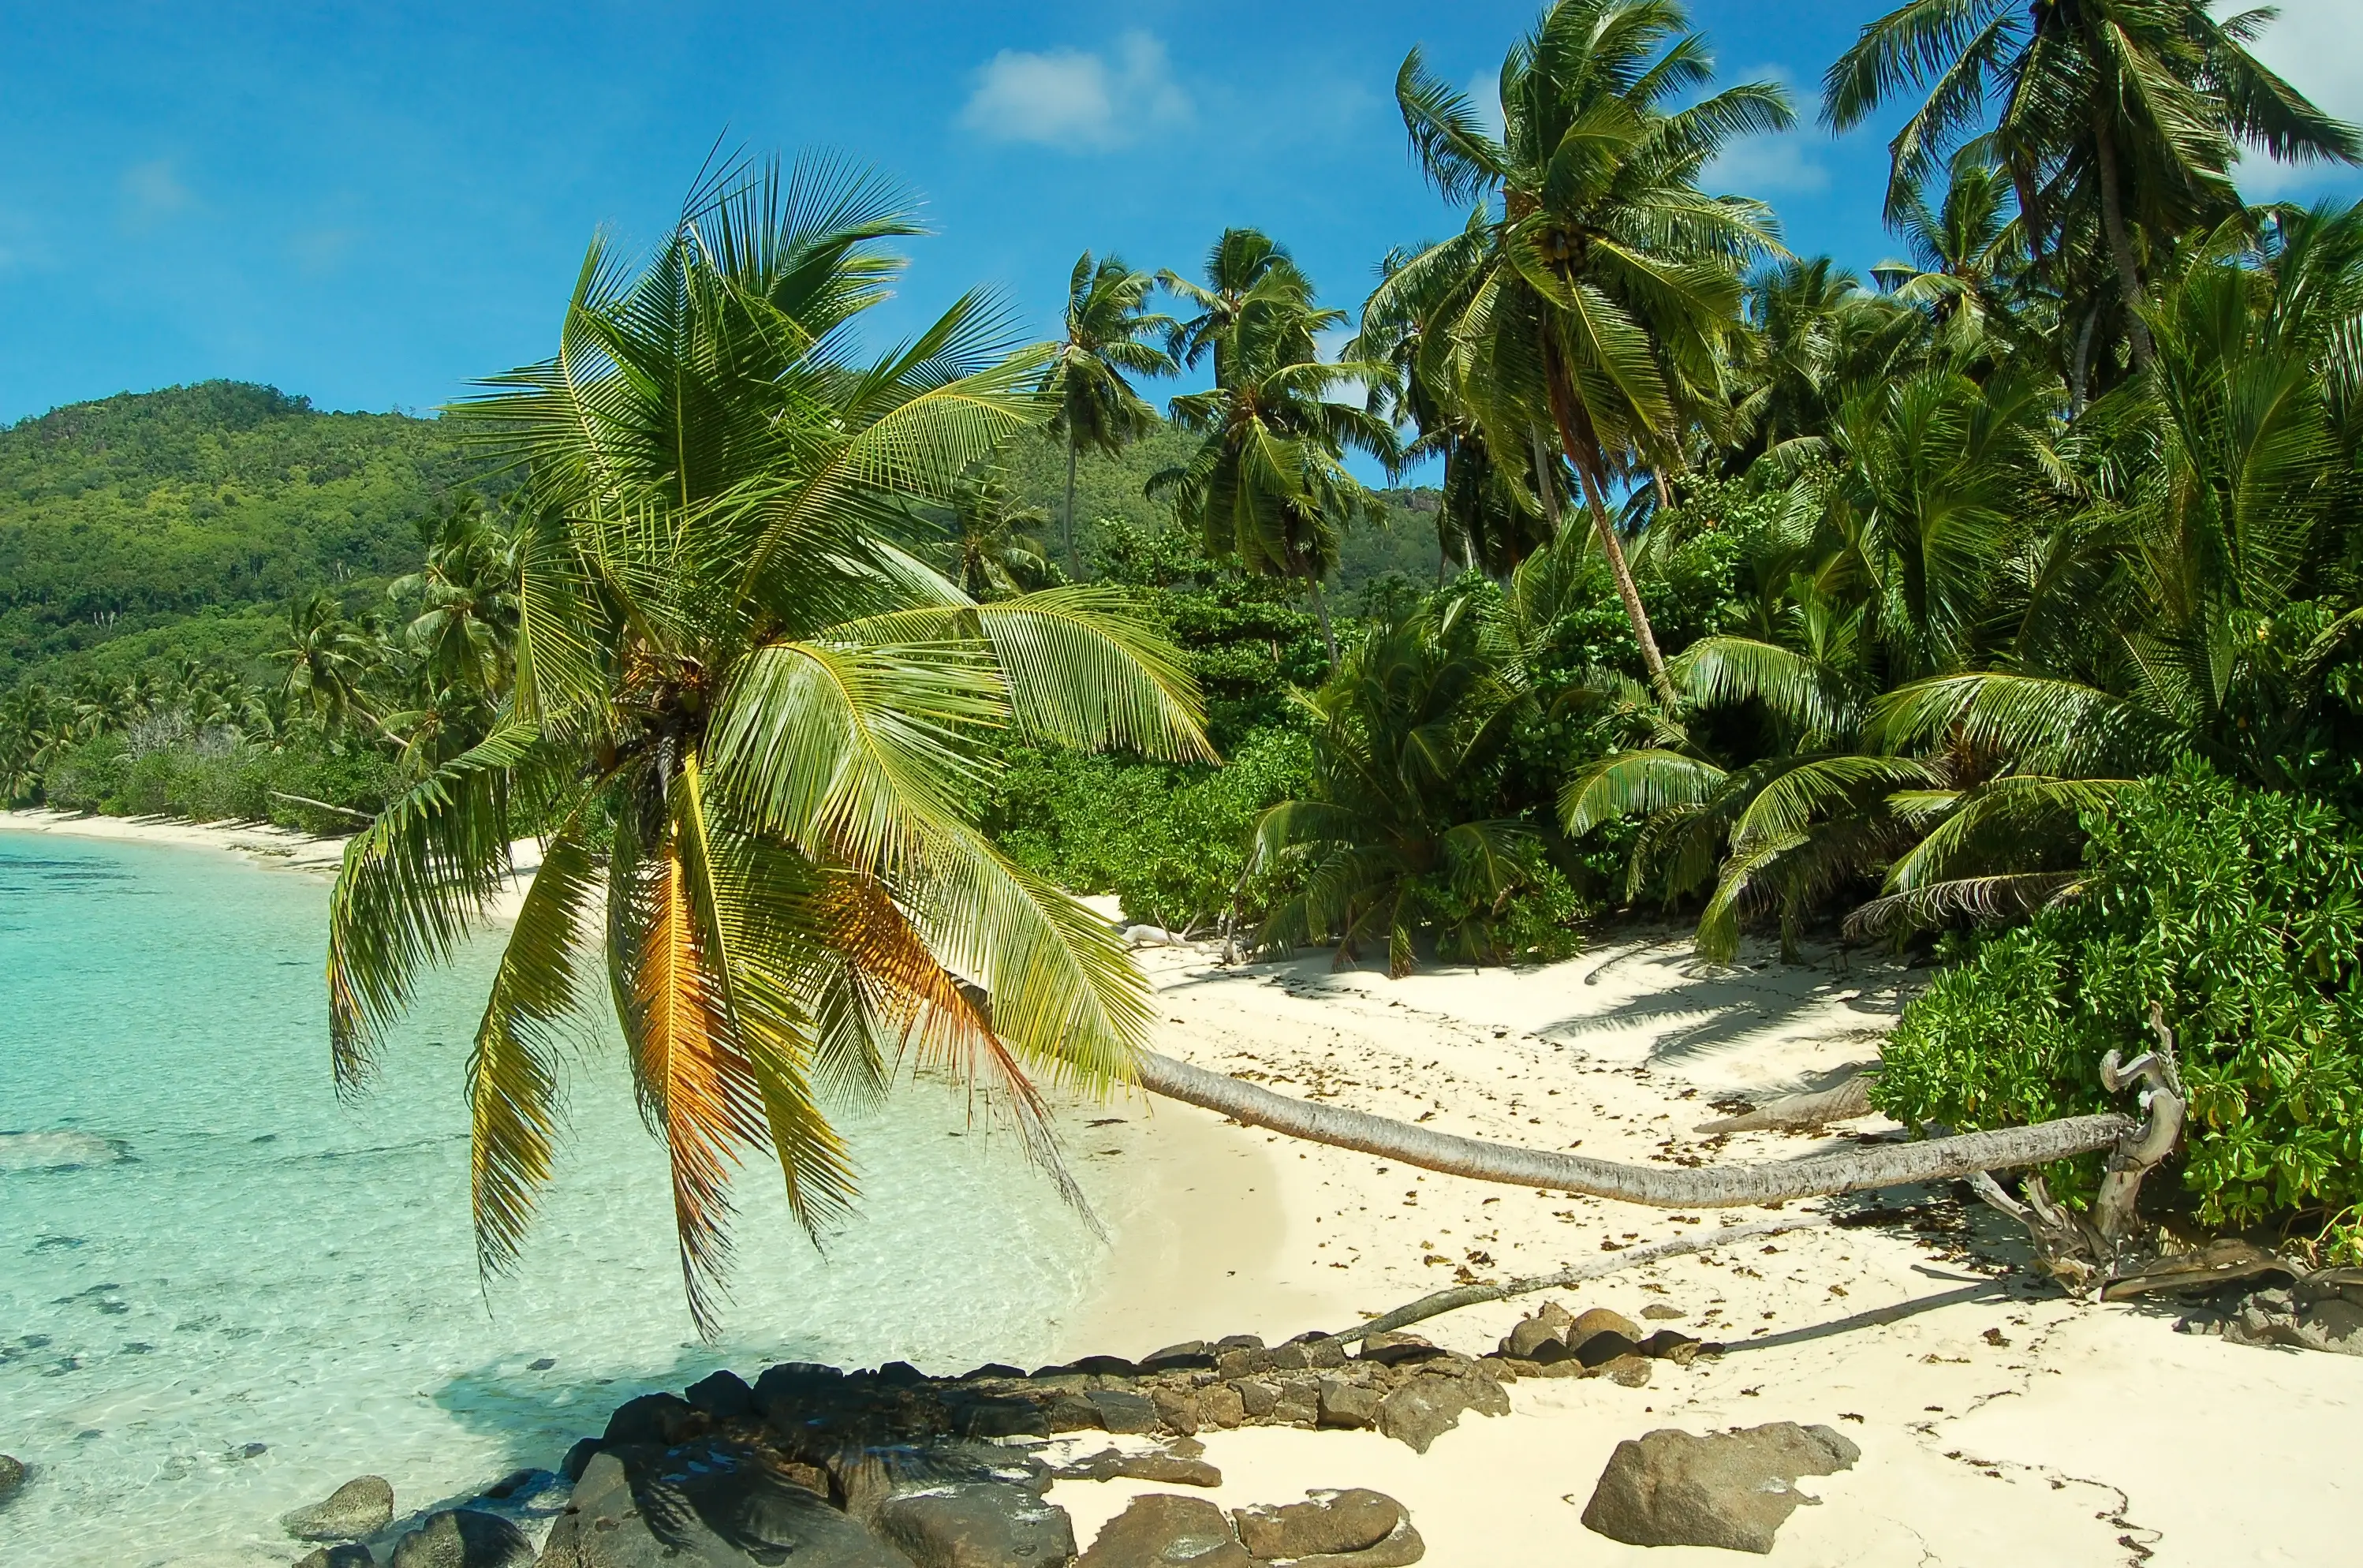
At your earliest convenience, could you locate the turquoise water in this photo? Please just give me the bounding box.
[0,828,1109,1566]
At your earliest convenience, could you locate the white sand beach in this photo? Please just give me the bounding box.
[12,809,2354,1566]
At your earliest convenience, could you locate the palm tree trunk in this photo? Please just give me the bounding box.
[1063,435,1083,578]
[1529,426,1562,527]
[2069,308,2098,420]
[1135,1050,2132,1207]
[2089,111,2154,371]
[1306,572,1340,666]
[1540,352,1678,710]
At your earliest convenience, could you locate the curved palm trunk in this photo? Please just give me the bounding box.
[1539,350,1678,710]
[1063,435,1083,579]
[1136,1049,2132,1208]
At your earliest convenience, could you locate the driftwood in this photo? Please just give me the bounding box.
[1136,1051,2133,1208]
[1323,1215,1831,1346]
[1694,1073,1876,1134]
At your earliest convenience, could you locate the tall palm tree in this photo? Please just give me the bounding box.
[392,494,520,700]
[1047,252,1175,576]
[1160,228,1314,379]
[324,156,1211,1329]
[1152,233,1398,664]
[1822,0,2358,374]
[1374,0,1793,707]
[939,466,1051,599]
[275,590,383,731]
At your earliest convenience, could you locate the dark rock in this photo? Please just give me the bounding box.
[1260,1344,1309,1373]
[540,1449,909,1567]
[480,1469,542,1503]
[1148,1389,1201,1435]
[294,1547,375,1568]
[1211,1335,1264,1353]
[1289,1335,1348,1370]
[561,1439,603,1484]
[1566,1308,1642,1350]
[1581,1422,1861,1554]
[878,1361,929,1387]
[0,1454,23,1508]
[1197,1384,1247,1429]
[1054,1448,1223,1488]
[1373,1382,1465,1454]
[960,1365,1030,1382]
[1140,1342,1211,1372]
[1231,1489,1420,1566]
[604,1392,700,1447]
[284,1476,396,1542]
[1355,1335,1443,1368]
[1316,1376,1384,1430]
[1639,1330,1702,1366]
[876,1480,1077,1568]
[1573,1331,1641,1368]
[1077,1494,1252,1568]
[686,1370,756,1421]
[1086,1390,1163,1435]
[1267,1377,1321,1427]
[945,1391,1052,1440]
[1071,1356,1140,1379]
[387,1508,534,1568]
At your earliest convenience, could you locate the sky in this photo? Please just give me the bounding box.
[2,0,2359,427]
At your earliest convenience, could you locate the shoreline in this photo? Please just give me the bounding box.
[0,806,353,875]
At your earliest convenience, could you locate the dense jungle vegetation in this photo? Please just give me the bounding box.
[6,0,2361,1257]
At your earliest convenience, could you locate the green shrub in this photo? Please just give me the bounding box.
[38,733,401,834]
[1872,761,2363,1260]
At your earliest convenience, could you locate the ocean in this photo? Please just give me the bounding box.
[0,827,1109,1566]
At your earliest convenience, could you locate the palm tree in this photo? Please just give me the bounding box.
[1822,0,2358,375]
[1047,252,1175,576]
[1152,234,1398,664]
[939,466,1051,599]
[1161,228,1313,379]
[392,494,520,700]
[325,156,1211,1330]
[275,591,383,731]
[1375,0,1794,707]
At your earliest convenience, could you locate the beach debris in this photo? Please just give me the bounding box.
[1692,1073,1876,1134]
[386,1506,534,1568]
[877,1480,1078,1568]
[2098,1238,2295,1301]
[1078,1494,1251,1567]
[0,1454,24,1508]
[282,1474,394,1542]
[1232,1489,1423,1566]
[1580,1423,1861,1554]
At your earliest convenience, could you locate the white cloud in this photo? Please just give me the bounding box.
[2233,0,2363,197]
[958,31,1191,150]
[120,159,194,228]
[1705,133,1830,196]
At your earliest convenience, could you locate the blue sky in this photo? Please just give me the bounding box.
[2,0,2357,427]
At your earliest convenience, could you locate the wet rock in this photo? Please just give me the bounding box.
[1316,1376,1385,1430]
[1231,1490,1421,1566]
[284,1476,395,1543]
[1581,1422,1861,1554]
[0,1454,25,1508]
[387,1508,534,1568]
[685,1370,756,1421]
[603,1392,700,1448]
[295,1548,375,1568]
[560,1440,603,1483]
[1076,1494,1251,1568]
[876,1480,1077,1568]
[540,1450,907,1568]
[480,1469,543,1503]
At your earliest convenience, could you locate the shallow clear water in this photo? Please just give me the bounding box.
[0,829,1108,1566]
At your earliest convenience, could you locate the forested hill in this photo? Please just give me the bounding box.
[0,381,1440,693]
[0,382,477,688]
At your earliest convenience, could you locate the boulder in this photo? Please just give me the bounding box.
[1232,1380,1280,1420]
[1197,1384,1247,1429]
[560,1440,603,1483]
[539,1450,909,1568]
[1501,1304,1572,1361]
[1084,1389,1163,1435]
[1267,1379,1321,1427]
[1580,1422,1861,1555]
[1354,1335,1443,1368]
[1231,1490,1421,1566]
[1316,1376,1385,1430]
[387,1509,535,1568]
[1600,1355,1654,1389]
[603,1392,700,1448]
[1149,1389,1201,1435]
[876,1480,1077,1568]
[685,1370,756,1421]
[1638,1330,1703,1366]
[0,1454,24,1508]
[294,1548,375,1568]
[1373,1382,1466,1454]
[284,1476,396,1543]
[1077,1494,1252,1568]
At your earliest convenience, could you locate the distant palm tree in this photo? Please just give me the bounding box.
[1822,0,2358,372]
[1153,232,1398,664]
[325,156,1211,1329]
[1047,252,1175,576]
[392,494,519,698]
[941,466,1052,599]
[1374,0,1793,707]
[274,591,383,731]
[1160,228,1315,379]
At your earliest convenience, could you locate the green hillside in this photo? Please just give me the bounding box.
[0,382,480,688]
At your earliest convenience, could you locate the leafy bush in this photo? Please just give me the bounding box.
[1873,761,2363,1260]
[39,732,401,834]
[987,726,1312,931]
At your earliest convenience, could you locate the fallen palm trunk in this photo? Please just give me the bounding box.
[1136,1051,2133,1208]
[1693,1074,1876,1134]
[1326,1215,1830,1346]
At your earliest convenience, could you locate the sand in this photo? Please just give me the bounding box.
[16,811,2352,1564]
[1040,935,2363,1567]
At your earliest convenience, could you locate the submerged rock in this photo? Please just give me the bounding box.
[295,1547,375,1568]
[0,1454,25,1508]
[1077,1494,1250,1568]
[284,1476,395,1542]
[1580,1422,1860,1554]
[387,1508,534,1568]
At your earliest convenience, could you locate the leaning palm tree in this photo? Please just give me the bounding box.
[1375,0,1794,707]
[276,590,384,732]
[323,155,1211,1330]
[938,466,1052,599]
[1047,252,1175,576]
[1823,0,2358,374]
